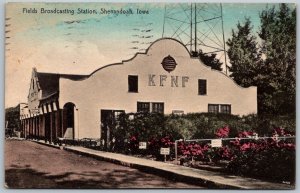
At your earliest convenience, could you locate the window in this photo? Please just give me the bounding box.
[220,105,231,114]
[208,104,219,113]
[137,102,164,114]
[208,104,232,114]
[128,75,138,92]
[198,79,207,95]
[152,103,164,114]
[137,102,150,113]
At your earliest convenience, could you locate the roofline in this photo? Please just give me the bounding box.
[37,72,89,78]
[89,37,191,76]
[35,70,89,81]
[37,71,88,77]
[88,38,256,90]
[39,91,59,102]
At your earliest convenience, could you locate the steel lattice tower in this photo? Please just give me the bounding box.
[162,3,228,74]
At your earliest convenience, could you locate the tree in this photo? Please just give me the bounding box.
[226,17,261,88]
[226,4,296,115]
[5,105,20,130]
[198,50,223,71]
[258,4,296,114]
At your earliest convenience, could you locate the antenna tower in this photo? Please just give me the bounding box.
[162,3,228,74]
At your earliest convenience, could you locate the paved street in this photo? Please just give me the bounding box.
[5,139,204,188]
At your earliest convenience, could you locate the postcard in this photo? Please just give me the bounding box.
[5,2,296,189]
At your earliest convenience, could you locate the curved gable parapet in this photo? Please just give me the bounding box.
[146,38,191,58]
[88,38,256,90]
[89,62,124,76]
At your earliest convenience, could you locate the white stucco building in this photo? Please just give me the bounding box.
[20,38,257,143]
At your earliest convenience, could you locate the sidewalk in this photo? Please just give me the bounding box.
[63,145,294,189]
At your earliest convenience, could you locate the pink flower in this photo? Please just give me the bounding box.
[220,146,232,159]
[240,143,251,151]
[215,126,230,138]
[203,145,210,151]
[183,150,190,155]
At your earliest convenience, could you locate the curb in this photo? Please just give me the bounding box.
[27,140,293,190]
[32,140,62,150]
[63,147,240,189]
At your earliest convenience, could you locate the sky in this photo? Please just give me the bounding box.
[5,2,295,108]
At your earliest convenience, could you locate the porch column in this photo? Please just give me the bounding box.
[31,117,34,137]
[29,116,32,138]
[38,116,40,138]
[35,116,38,138]
[40,106,45,140]
[60,109,64,138]
[26,118,29,138]
[50,112,53,143]
[56,110,61,139]
[41,114,45,141]
[24,119,27,138]
[33,116,36,138]
[53,102,58,141]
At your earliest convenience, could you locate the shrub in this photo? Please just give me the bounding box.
[148,135,175,160]
[242,114,295,136]
[165,117,196,140]
[177,127,295,183]
[227,141,295,183]
[226,127,295,183]
[112,112,295,183]
[114,112,295,146]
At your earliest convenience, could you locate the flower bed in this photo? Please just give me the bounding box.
[175,127,295,183]
[123,126,295,184]
[109,112,295,183]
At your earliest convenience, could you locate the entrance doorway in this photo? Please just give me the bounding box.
[100,109,124,151]
[63,103,75,139]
